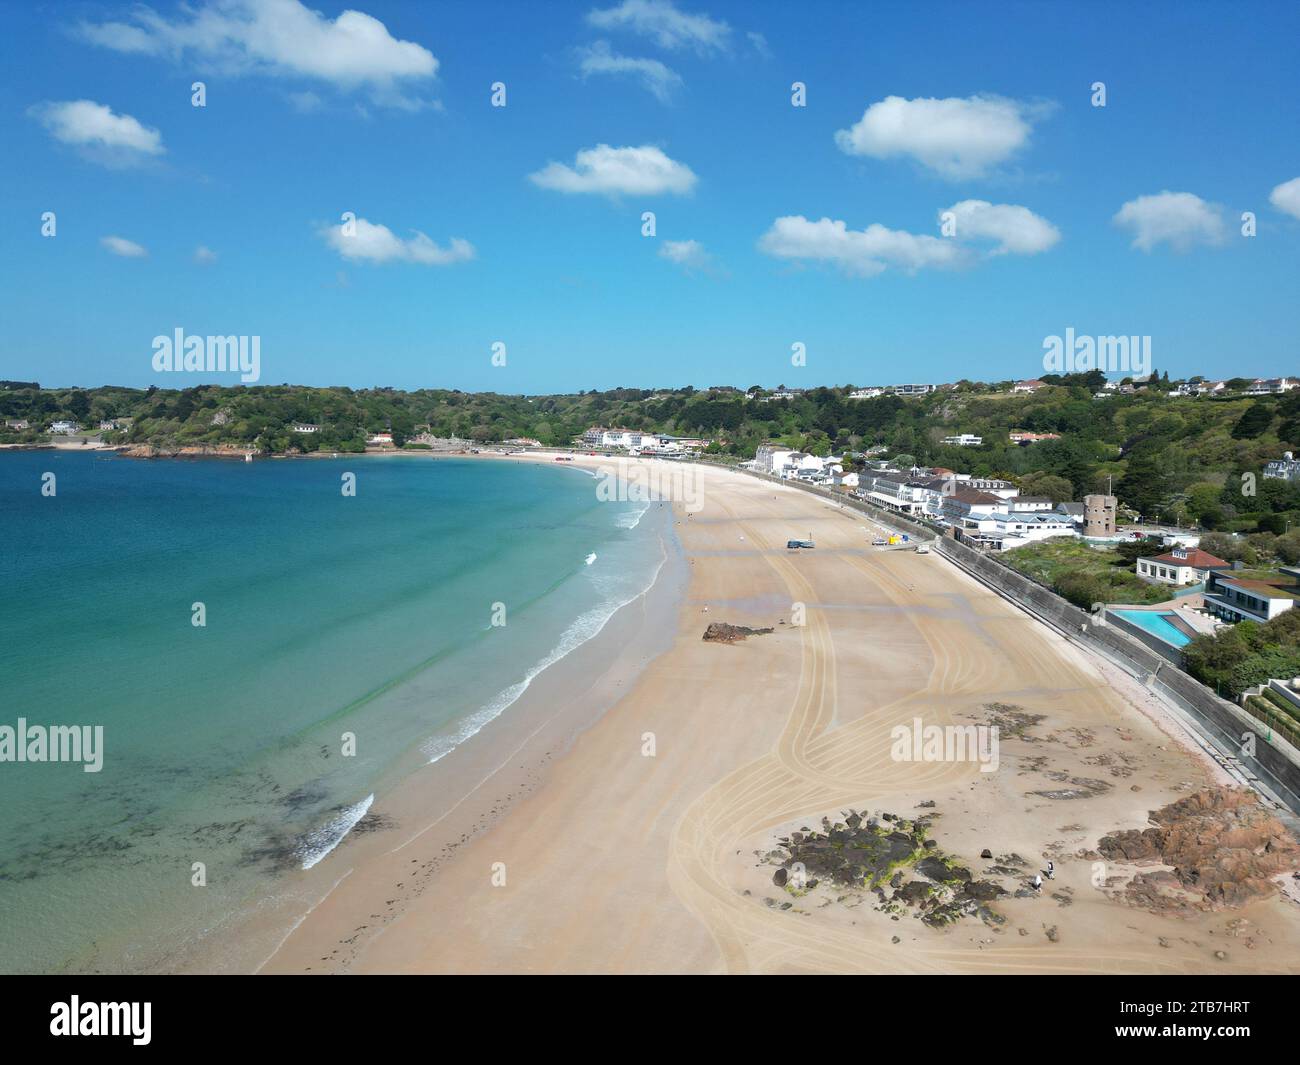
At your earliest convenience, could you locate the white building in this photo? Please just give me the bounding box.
[755,442,794,475]
[942,489,1008,526]
[292,423,320,433]
[847,388,885,399]
[941,433,982,447]
[791,455,833,483]
[1265,452,1300,482]
[1245,377,1298,395]
[967,477,1020,500]
[638,436,683,454]
[600,429,637,448]
[863,472,925,515]
[756,386,806,403]
[890,383,935,396]
[1136,546,1230,586]
[367,431,394,445]
[50,420,79,435]
[1013,379,1046,393]
[1204,570,1300,623]
[1008,496,1055,513]
[859,470,955,517]
[960,512,1076,551]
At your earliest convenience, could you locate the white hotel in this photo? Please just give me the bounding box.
[582,426,708,454]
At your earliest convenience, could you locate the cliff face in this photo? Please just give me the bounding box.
[1099,788,1300,911]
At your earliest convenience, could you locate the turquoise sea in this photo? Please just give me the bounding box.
[0,452,666,973]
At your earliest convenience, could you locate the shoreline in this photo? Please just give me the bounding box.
[254,460,1300,975]
[172,456,688,974]
[12,452,1298,974]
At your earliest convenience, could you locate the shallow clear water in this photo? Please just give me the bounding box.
[0,452,660,972]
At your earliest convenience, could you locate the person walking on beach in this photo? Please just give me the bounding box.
[1046,861,1055,880]
[1032,874,1043,893]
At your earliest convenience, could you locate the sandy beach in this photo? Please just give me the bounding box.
[252,457,1300,975]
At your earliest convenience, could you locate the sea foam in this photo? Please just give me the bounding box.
[420,543,667,766]
[298,793,374,870]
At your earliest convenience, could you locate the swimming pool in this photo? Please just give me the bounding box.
[1110,609,1192,647]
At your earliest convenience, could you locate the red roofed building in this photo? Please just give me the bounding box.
[1136,546,1231,586]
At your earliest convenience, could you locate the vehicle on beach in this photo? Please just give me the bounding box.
[787,539,815,549]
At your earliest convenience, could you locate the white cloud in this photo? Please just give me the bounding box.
[1113,191,1228,252]
[30,100,164,166]
[101,236,148,258]
[77,0,438,108]
[1270,177,1300,221]
[940,200,1060,255]
[834,94,1051,180]
[529,144,697,196]
[659,238,715,273]
[758,216,966,277]
[577,41,681,102]
[586,0,730,53]
[320,217,474,265]
[193,245,218,265]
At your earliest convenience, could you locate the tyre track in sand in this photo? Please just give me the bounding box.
[665,467,1226,975]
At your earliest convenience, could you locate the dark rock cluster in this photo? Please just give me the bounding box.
[702,622,774,643]
[768,809,1010,928]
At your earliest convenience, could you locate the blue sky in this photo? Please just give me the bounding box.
[2,0,1298,393]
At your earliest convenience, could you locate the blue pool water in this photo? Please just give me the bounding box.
[1111,609,1192,647]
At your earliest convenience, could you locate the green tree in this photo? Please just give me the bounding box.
[1231,403,1272,440]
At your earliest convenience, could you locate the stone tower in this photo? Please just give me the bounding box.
[1083,494,1117,537]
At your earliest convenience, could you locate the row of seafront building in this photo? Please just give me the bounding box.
[749,441,1119,553]
[579,427,712,455]
[748,442,1300,630]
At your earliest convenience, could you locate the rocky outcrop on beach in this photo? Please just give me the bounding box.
[1098,787,1300,912]
[767,809,1009,928]
[702,622,773,643]
[775,810,924,886]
